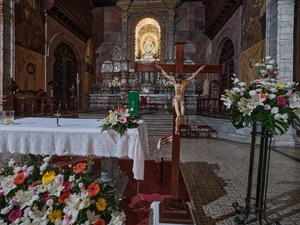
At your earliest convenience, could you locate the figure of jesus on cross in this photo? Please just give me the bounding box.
[155,64,205,135]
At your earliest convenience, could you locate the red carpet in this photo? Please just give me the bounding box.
[52,157,190,225]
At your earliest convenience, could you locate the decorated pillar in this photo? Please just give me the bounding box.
[116,0,131,60]
[167,9,176,62]
[0,0,15,110]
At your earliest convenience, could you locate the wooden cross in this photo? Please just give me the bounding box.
[135,42,225,223]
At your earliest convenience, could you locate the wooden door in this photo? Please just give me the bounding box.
[53,43,77,99]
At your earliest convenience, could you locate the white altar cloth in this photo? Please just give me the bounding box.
[0,117,149,180]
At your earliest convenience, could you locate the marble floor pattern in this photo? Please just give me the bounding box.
[180,138,300,225]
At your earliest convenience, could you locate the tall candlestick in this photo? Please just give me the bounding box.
[55,110,61,127]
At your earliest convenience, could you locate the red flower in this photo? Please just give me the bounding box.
[58,191,70,204]
[259,93,267,99]
[41,192,50,201]
[8,209,23,222]
[116,108,125,113]
[94,218,106,225]
[73,162,87,174]
[277,96,287,106]
[87,183,100,197]
[13,172,26,185]
[62,180,72,192]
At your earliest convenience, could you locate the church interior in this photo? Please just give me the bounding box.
[0,0,300,224]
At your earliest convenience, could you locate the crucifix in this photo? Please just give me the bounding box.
[135,42,225,223]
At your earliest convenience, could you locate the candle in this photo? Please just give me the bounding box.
[77,73,79,79]
[3,118,12,125]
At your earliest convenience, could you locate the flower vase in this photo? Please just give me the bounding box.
[233,122,274,224]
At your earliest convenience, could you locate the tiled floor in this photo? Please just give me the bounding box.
[180,139,300,225]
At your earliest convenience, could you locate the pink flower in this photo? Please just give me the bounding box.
[63,212,76,225]
[28,181,41,191]
[62,180,72,192]
[41,192,50,201]
[24,165,34,177]
[264,104,271,110]
[54,174,64,184]
[260,70,267,76]
[0,188,3,196]
[253,79,261,84]
[119,116,127,124]
[8,209,23,222]
[277,96,287,106]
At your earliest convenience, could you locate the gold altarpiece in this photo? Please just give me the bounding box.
[91,0,197,112]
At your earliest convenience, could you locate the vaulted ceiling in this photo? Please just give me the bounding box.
[91,0,201,7]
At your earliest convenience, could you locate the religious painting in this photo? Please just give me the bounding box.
[15,0,45,55]
[241,0,266,52]
[135,18,161,62]
[240,39,266,86]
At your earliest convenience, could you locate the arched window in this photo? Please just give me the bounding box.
[219,39,234,94]
[53,43,77,99]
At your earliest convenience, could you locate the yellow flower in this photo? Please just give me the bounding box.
[277,83,285,89]
[42,170,56,184]
[96,197,107,211]
[48,209,62,223]
[105,114,112,121]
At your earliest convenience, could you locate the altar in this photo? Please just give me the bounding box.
[0,117,149,180]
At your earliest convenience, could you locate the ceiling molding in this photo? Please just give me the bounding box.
[48,0,93,42]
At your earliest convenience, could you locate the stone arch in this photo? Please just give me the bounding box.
[218,38,235,89]
[46,32,86,107]
[213,29,236,65]
[128,12,168,68]
[47,33,83,72]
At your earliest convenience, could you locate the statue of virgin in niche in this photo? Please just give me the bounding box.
[144,38,154,54]
[142,38,155,60]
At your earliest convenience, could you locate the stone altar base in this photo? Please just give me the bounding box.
[101,157,129,203]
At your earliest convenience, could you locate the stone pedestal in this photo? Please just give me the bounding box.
[101,157,129,203]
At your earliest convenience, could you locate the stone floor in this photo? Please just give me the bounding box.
[180,139,300,225]
[79,108,300,225]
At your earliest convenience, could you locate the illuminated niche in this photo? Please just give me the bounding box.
[135,18,161,62]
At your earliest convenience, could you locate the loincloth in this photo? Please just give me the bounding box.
[172,96,185,107]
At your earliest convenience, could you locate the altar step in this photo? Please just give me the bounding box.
[139,114,173,136]
[140,114,206,136]
[78,108,206,137]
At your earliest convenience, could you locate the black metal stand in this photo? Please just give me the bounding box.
[233,123,280,224]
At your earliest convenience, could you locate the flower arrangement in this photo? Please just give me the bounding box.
[101,108,139,136]
[0,155,126,225]
[108,77,121,89]
[221,56,300,135]
[164,80,174,89]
